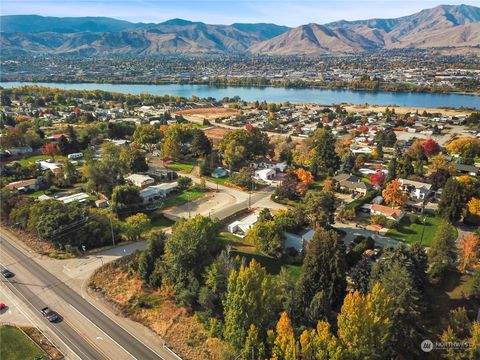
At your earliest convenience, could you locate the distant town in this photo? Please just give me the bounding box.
[2,50,480,94]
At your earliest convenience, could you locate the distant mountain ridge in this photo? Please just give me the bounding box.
[1,4,479,56]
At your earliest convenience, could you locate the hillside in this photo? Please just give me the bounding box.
[1,4,479,56]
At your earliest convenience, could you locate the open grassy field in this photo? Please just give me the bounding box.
[166,160,196,174]
[425,270,476,336]
[161,189,206,209]
[149,213,175,229]
[18,154,66,166]
[0,326,45,360]
[387,214,454,246]
[207,176,231,185]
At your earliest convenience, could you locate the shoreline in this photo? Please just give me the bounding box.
[1,79,479,97]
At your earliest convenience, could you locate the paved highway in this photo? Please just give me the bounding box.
[0,235,171,360]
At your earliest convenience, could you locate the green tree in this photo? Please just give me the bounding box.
[438,178,466,223]
[111,185,141,211]
[301,191,336,229]
[191,129,212,157]
[163,216,220,294]
[428,221,457,267]
[61,159,78,186]
[133,125,163,152]
[246,219,284,258]
[223,260,281,351]
[292,229,346,322]
[124,213,150,241]
[242,324,265,360]
[138,230,166,285]
[309,128,339,176]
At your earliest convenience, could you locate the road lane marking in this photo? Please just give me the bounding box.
[69,304,138,360]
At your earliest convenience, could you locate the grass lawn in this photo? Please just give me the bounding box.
[18,154,66,166]
[0,326,45,360]
[218,232,301,276]
[387,215,454,246]
[161,189,206,209]
[425,270,476,336]
[166,160,196,174]
[149,214,174,229]
[207,176,231,185]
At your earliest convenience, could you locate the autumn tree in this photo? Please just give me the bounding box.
[383,179,407,207]
[468,198,480,217]
[271,312,298,360]
[422,138,440,156]
[42,142,60,159]
[299,321,343,360]
[337,284,394,359]
[459,234,480,271]
[277,171,301,200]
[242,324,265,360]
[370,171,385,187]
[295,168,314,196]
[162,136,181,161]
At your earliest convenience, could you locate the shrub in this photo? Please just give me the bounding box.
[177,176,193,190]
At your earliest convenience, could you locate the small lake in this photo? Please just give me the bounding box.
[1,81,479,109]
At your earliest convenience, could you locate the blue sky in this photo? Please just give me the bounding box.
[2,1,479,26]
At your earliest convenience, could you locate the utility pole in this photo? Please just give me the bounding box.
[109,216,115,247]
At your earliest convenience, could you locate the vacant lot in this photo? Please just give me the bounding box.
[175,107,240,120]
[0,326,45,360]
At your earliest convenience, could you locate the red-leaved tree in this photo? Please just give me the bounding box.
[370,171,385,187]
[422,139,440,156]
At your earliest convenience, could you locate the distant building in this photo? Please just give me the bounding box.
[139,182,178,203]
[284,229,315,252]
[211,167,228,178]
[455,163,480,176]
[6,178,38,192]
[126,174,155,188]
[6,146,33,156]
[57,192,90,204]
[228,212,259,238]
[254,168,275,183]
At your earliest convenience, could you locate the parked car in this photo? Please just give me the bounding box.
[40,307,59,322]
[0,303,6,311]
[1,269,14,278]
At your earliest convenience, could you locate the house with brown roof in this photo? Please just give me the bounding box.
[370,204,405,221]
[6,178,39,192]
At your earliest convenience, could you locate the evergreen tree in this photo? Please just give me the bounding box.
[428,221,457,267]
[292,229,346,323]
[438,178,466,223]
[310,128,340,176]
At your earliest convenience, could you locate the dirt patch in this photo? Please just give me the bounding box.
[23,326,64,360]
[204,127,232,144]
[344,104,473,116]
[175,107,240,119]
[88,256,231,360]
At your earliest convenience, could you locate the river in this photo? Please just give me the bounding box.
[1,81,479,109]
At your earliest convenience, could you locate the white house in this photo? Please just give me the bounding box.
[228,212,259,238]
[139,182,178,203]
[126,174,155,188]
[398,178,432,201]
[254,168,276,183]
[57,192,90,204]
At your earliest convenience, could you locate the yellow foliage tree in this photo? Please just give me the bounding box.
[429,154,454,174]
[272,312,298,360]
[383,179,408,207]
[446,137,480,156]
[300,321,343,360]
[468,198,480,216]
[459,234,480,271]
[337,283,394,359]
[322,177,336,193]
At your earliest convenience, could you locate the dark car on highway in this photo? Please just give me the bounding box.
[41,307,59,322]
[1,269,14,278]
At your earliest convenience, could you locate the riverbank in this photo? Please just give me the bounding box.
[2,81,479,109]
[2,78,479,96]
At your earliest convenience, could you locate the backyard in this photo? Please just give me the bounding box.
[218,232,302,279]
[18,154,66,166]
[0,326,45,360]
[166,160,196,174]
[387,214,454,246]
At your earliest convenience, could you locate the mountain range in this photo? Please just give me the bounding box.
[1,4,479,56]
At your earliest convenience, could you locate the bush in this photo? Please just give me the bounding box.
[370,214,387,226]
[385,219,399,229]
[177,176,192,190]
